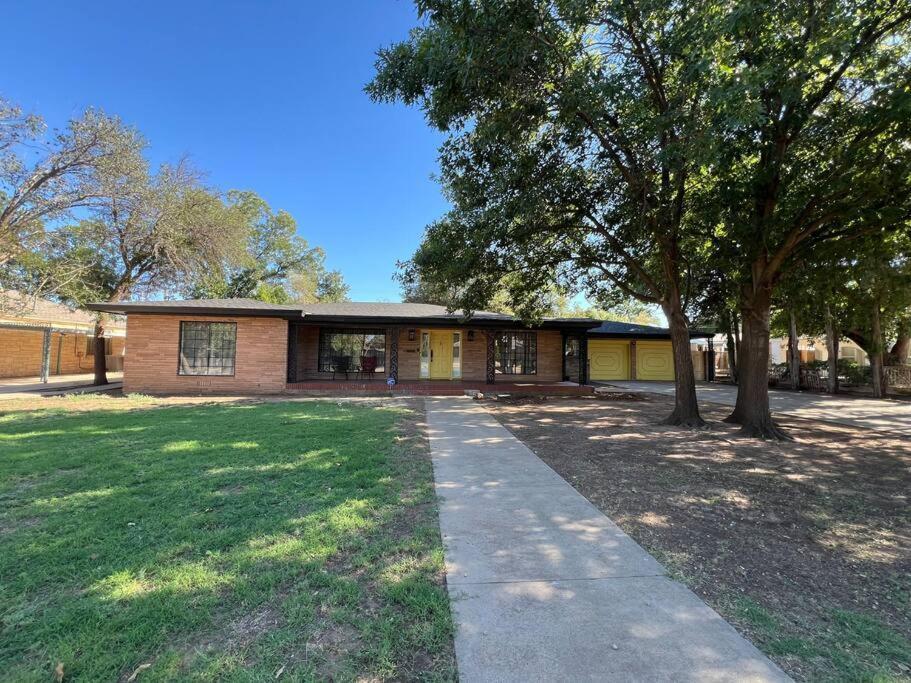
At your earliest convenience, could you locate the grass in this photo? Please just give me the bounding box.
[0,395,455,682]
[731,597,911,682]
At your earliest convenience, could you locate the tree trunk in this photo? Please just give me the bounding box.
[889,316,910,365]
[732,310,742,382]
[787,309,800,390]
[824,304,839,394]
[660,298,705,428]
[93,319,108,386]
[722,309,738,383]
[871,297,884,398]
[726,288,791,439]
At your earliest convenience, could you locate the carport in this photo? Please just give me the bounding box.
[586,321,715,381]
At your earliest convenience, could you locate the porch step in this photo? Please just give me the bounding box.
[285,381,595,397]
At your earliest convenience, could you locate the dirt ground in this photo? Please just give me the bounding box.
[485,394,911,682]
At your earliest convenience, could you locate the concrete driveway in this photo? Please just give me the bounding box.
[602,380,911,435]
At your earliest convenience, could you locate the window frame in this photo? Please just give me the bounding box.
[495,330,538,375]
[317,328,387,373]
[177,321,238,377]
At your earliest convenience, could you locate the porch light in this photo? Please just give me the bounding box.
[408,329,416,341]
[467,330,475,341]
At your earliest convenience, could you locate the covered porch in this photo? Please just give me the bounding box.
[285,320,592,388]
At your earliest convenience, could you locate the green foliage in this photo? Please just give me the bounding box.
[0,397,454,681]
[369,0,719,323]
[189,190,349,304]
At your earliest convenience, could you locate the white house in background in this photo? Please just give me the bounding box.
[704,334,870,379]
[767,336,869,366]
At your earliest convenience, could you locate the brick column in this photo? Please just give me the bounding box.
[389,327,399,382]
[630,340,637,380]
[485,331,496,384]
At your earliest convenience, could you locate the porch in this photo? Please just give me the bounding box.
[286,321,590,387]
[285,378,594,396]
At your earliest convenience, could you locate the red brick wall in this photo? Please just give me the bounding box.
[123,314,287,394]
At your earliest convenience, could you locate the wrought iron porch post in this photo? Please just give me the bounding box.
[485,331,495,384]
[389,327,399,382]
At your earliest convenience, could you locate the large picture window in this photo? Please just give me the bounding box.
[318,329,386,373]
[178,322,236,376]
[495,331,537,375]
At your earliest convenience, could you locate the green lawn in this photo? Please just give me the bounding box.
[0,395,455,682]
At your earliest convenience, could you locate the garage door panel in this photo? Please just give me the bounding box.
[588,341,630,380]
[636,341,674,381]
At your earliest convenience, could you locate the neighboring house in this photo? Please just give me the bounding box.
[708,333,870,378]
[768,336,869,366]
[0,291,126,380]
[86,298,711,395]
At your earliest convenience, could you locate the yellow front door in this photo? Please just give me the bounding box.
[429,331,453,379]
[588,340,630,380]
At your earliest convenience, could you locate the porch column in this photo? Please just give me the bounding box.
[485,331,495,384]
[40,327,52,384]
[389,327,399,382]
[286,323,298,383]
[579,334,589,384]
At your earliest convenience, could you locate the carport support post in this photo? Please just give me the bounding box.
[40,327,52,384]
[706,339,716,382]
[579,335,589,384]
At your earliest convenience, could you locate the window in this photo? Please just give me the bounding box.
[178,322,237,376]
[495,331,537,375]
[452,332,462,379]
[318,329,386,373]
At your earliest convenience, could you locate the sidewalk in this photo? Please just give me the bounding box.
[0,372,122,399]
[426,397,789,682]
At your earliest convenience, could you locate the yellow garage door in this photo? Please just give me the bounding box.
[636,341,675,380]
[588,340,630,380]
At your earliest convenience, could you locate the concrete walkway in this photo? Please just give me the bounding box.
[603,380,911,435]
[0,372,123,400]
[426,397,789,682]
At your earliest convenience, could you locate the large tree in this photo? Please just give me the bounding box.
[189,190,349,304]
[0,99,139,271]
[370,0,723,426]
[706,0,911,436]
[48,151,243,385]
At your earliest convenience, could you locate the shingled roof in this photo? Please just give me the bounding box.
[85,298,596,328]
[587,319,714,338]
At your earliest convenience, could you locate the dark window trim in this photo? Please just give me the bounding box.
[177,321,237,377]
[494,330,538,375]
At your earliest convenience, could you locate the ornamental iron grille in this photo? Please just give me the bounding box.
[178,322,237,376]
[494,331,537,375]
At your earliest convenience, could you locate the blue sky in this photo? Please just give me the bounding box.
[1,1,446,301]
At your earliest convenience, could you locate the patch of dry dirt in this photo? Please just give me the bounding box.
[485,395,911,680]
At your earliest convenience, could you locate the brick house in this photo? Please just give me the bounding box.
[86,298,711,395]
[0,291,125,380]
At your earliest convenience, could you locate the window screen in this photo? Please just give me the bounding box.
[495,331,537,375]
[178,322,237,376]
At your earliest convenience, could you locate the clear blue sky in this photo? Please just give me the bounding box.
[1,1,446,301]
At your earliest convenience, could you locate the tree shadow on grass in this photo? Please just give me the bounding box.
[0,399,454,681]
